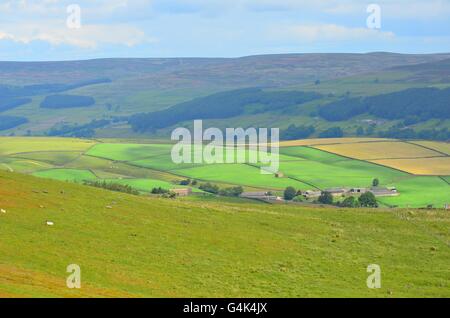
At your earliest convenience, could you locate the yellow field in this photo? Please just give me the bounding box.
[410,141,450,155]
[0,137,96,155]
[371,157,450,175]
[314,141,443,160]
[279,138,392,147]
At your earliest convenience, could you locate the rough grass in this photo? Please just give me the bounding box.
[0,170,449,297]
[101,178,202,193]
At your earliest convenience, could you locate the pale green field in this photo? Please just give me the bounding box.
[32,169,98,182]
[0,137,96,155]
[379,177,450,208]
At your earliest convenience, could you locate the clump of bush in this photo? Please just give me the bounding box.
[284,186,297,200]
[199,183,220,194]
[84,181,139,195]
[198,183,244,197]
[219,186,244,197]
[318,192,334,205]
[151,187,169,194]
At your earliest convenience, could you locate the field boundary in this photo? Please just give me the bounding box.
[405,140,450,157]
[307,146,415,176]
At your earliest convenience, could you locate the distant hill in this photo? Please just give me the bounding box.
[0,52,449,138]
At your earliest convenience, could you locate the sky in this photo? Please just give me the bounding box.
[0,0,450,61]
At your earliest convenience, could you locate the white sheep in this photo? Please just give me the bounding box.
[0,209,6,214]
[46,221,54,226]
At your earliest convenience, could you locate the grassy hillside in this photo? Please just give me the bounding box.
[0,170,449,297]
[1,53,450,137]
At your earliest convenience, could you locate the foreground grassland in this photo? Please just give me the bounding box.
[0,170,449,297]
[0,137,448,208]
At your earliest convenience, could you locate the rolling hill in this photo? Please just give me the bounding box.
[0,169,449,297]
[1,52,450,138]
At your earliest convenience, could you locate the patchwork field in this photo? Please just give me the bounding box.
[313,140,450,176]
[314,141,443,160]
[0,137,448,208]
[278,138,392,147]
[372,157,450,176]
[0,170,449,297]
[411,141,450,156]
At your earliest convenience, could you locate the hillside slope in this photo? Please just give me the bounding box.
[0,170,448,297]
[2,52,450,137]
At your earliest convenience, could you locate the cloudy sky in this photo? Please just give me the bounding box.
[1,0,449,60]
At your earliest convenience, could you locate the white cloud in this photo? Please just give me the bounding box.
[0,22,154,48]
[270,24,395,43]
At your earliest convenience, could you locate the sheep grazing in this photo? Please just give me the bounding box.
[1,209,6,214]
[46,221,54,226]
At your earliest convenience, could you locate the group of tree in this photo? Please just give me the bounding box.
[47,119,110,138]
[281,125,315,140]
[129,88,322,132]
[283,186,303,201]
[84,180,139,195]
[0,115,28,131]
[378,127,450,141]
[179,179,198,186]
[318,127,344,138]
[0,98,31,113]
[41,94,96,109]
[199,182,243,197]
[321,191,378,208]
[283,186,378,208]
[319,87,450,123]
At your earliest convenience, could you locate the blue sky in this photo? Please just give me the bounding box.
[1,0,450,61]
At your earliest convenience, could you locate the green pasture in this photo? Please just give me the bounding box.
[379,177,450,208]
[86,143,173,162]
[0,137,96,155]
[32,169,97,182]
[173,163,311,190]
[9,152,81,166]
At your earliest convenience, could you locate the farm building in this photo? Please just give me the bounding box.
[303,190,322,198]
[369,187,398,197]
[324,188,348,196]
[172,188,192,196]
[350,188,368,194]
[240,192,279,201]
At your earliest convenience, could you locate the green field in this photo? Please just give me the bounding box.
[33,169,98,182]
[379,177,450,208]
[0,137,448,207]
[0,170,449,297]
